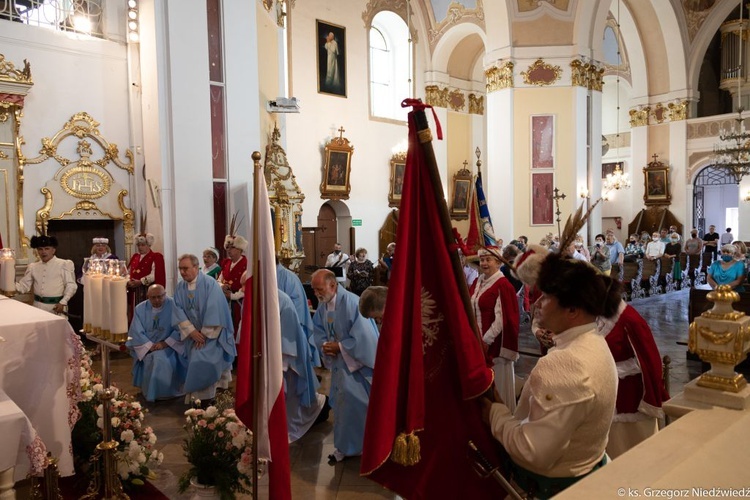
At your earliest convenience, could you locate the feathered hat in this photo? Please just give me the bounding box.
[30,224,58,249]
[224,213,248,252]
[134,213,155,246]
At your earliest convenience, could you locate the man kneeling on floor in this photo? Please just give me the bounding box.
[126,284,186,401]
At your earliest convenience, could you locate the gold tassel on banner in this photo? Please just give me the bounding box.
[391,432,421,466]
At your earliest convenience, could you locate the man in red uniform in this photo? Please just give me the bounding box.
[469,246,520,413]
[218,233,248,340]
[127,232,166,323]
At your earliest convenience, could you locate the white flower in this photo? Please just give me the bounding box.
[226,421,239,434]
[96,405,103,417]
[184,408,196,417]
[128,460,140,473]
[96,418,103,429]
[232,430,247,449]
[193,399,201,406]
[204,406,218,418]
[137,452,147,464]
[131,402,142,410]
[157,452,164,465]
[117,460,130,479]
[148,433,157,445]
[120,429,135,443]
[93,383,104,393]
[111,417,120,427]
[82,390,93,401]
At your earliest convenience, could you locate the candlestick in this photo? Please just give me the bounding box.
[109,277,128,342]
[102,275,112,341]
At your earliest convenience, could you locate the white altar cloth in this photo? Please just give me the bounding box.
[556,406,750,499]
[0,299,81,480]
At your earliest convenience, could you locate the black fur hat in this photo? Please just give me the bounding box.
[30,235,58,248]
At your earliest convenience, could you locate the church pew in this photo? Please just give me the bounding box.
[621,259,644,300]
[641,258,662,296]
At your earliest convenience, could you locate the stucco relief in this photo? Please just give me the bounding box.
[427,0,484,51]
[682,0,716,41]
[516,0,570,14]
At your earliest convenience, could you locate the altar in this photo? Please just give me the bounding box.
[0,298,81,480]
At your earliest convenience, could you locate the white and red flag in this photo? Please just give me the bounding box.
[235,158,291,500]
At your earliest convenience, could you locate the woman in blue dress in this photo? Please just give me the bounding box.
[708,244,747,292]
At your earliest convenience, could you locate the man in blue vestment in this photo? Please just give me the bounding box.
[126,284,186,401]
[276,261,319,366]
[173,254,236,405]
[279,289,328,442]
[311,269,379,464]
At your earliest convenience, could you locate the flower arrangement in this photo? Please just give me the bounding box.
[178,402,255,500]
[71,349,162,488]
[96,392,164,484]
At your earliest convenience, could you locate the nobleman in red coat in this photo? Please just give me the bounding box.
[127,232,166,323]
[469,246,520,413]
[218,233,248,340]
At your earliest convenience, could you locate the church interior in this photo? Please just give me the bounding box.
[2,0,750,498]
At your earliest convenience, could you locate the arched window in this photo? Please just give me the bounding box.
[369,11,409,121]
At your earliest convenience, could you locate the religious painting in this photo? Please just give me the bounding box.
[388,153,406,207]
[320,131,353,200]
[602,161,622,180]
[450,167,473,220]
[531,115,554,169]
[531,172,554,225]
[317,20,347,98]
[643,158,671,206]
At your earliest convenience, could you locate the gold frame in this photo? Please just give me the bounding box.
[320,130,353,200]
[388,152,406,207]
[449,164,473,220]
[643,157,671,206]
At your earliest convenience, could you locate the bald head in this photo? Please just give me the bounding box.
[146,284,167,308]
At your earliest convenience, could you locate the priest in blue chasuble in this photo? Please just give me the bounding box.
[126,284,186,401]
[173,254,236,404]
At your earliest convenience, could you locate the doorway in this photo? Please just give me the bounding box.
[693,165,737,237]
[47,219,118,332]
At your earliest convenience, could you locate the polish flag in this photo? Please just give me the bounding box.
[235,160,291,499]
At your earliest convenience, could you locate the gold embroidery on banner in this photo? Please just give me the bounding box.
[421,287,443,352]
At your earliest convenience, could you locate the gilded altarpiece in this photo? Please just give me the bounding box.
[20,112,135,260]
[264,126,306,272]
[0,54,33,262]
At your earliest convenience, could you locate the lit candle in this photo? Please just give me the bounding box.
[0,249,15,293]
[110,276,128,340]
[89,274,103,336]
[102,274,112,339]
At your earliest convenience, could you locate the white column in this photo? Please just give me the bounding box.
[669,119,689,232]
[485,88,514,240]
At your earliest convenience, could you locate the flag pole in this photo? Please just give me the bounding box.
[411,107,481,339]
[250,151,262,499]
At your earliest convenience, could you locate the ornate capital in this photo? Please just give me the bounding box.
[485,61,514,93]
[0,54,32,84]
[468,93,484,115]
[425,85,450,108]
[629,107,650,127]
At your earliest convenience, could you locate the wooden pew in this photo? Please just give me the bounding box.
[641,258,662,296]
[622,259,644,300]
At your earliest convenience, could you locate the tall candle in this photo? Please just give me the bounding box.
[89,274,103,335]
[82,274,92,332]
[110,277,128,335]
[0,256,15,292]
[102,275,112,338]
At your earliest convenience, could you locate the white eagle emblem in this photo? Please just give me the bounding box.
[421,287,443,351]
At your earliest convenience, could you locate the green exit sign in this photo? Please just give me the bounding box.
[352,219,362,227]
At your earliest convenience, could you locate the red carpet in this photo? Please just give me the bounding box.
[59,474,170,499]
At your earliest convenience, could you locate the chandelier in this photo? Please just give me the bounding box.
[714,109,750,184]
[603,163,631,192]
[714,2,750,184]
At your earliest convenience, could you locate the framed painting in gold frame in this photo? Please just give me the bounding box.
[320,134,353,200]
[643,158,671,206]
[531,172,554,225]
[388,153,406,207]
[450,166,473,220]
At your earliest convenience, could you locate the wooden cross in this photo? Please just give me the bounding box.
[338,126,345,140]
[551,187,566,240]
[652,153,659,163]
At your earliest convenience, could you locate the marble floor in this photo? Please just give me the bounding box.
[24,289,707,499]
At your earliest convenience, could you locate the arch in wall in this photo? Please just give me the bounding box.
[692,164,738,235]
[431,21,487,76]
